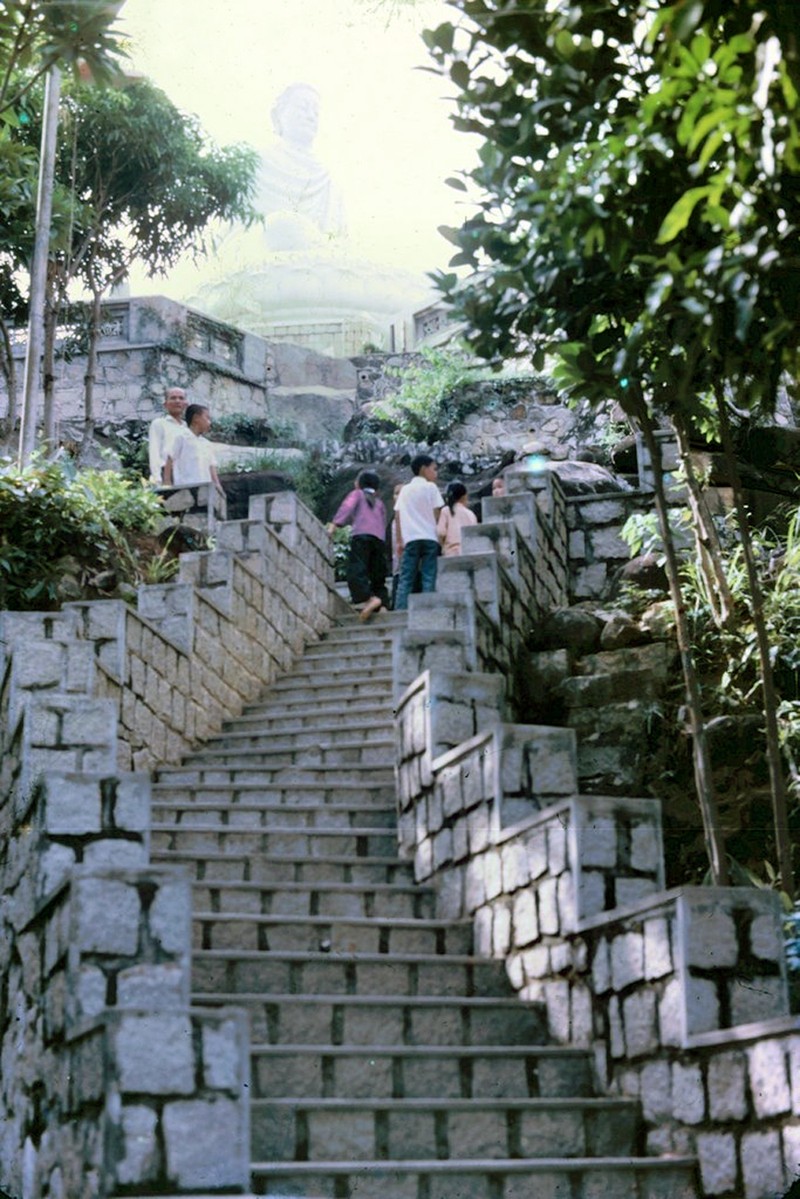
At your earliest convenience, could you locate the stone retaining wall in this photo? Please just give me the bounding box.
[393,463,800,1199]
[0,490,341,1197]
[2,295,360,443]
[568,490,657,600]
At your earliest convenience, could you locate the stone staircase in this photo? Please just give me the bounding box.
[149,611,698,1199]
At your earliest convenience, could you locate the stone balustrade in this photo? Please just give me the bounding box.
[393,468,800,1199]
[0,490,342,1197]
[393,473,568,713]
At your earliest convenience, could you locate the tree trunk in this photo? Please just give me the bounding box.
[79,290,102,460]
[671,413,735,627]
[626,393,729,885]
[715,391,794,899]
[42,269,59,452]
[0,312,17,436]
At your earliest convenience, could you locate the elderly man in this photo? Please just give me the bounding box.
[148,386,187,484]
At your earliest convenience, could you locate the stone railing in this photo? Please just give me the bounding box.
[0,491,342,1198]
[393,467,800,1199]
[393,470,568,707]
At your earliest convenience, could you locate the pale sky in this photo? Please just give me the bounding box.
[118,0,479,297]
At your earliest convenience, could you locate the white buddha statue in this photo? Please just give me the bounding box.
[188,82,432,353]
[257,83,347,251]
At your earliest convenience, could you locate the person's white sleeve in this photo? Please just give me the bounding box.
[170,432,186,482]
[148,421,162,482]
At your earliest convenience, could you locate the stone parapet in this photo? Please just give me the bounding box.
[394,468,568,719]
[0,490,340,1196]
[567,488,656,600]
[392,476,800,1198]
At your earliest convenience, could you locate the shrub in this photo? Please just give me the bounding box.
[368,347,495,443]
[211,414,303,448]
[0,457,166,610]
[219,448,336,520]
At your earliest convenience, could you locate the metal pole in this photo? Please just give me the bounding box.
[19,65,61,465]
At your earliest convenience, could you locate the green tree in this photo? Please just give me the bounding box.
[0,0,125,426]
[23,76,258,449]
[428,0,800,892]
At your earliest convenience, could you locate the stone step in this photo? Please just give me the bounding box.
[269,666,394,691]
[231,703,391,732]
[326,609,402,637]
[191,912,473,956]
[189,879,437,920]
[246,1043,595,1100]
[251,1095,639,1162]
[152,849,415,886]
[152,775,396,805]
[304,633,395,652]
[151,824,398,858]
[176,754,394,779]
[219,715,392,742]
[152,801,397,831]
[237,695,398,719]
[191,950,522,999]
[301,646,394,669]
[264,677,393,703]
[201,992,541,1047]
[203,734,395,764]
[249,1157,697,1199]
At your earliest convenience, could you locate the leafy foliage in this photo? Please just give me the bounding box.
[0,457,167,609]
[7,73,258,442]
[218,447,336,521]
[44,77,259,292]
[0,1,125,117]
[427,0,800,889]
[685,507,800,765]
[428,0,800,419]
[0,1,126,404]
[328,524,352,582]
[368,346,495,442]
[616,500,800,885]
[210,414,304,448]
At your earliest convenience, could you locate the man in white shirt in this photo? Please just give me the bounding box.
[164,405,224,496]
[394,454,444,610]
[148,386,187,483]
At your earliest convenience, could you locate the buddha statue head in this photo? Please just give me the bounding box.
[271,83,320,152]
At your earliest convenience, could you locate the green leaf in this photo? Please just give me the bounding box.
[687,107,733,156]
[697,127,728,171]
[670,1,705,46]
[656,186,712,243]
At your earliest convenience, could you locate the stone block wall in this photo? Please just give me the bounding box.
[0,490,342,1196]
[392,465,800,1199]
[567,491,655,600]
[87,491,332,774]
[393,472,568,713]
[157,479,228,533]
[3,295,366,442]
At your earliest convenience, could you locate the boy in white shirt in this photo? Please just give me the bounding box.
[394,454,444,610]
[164,405,224,497]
